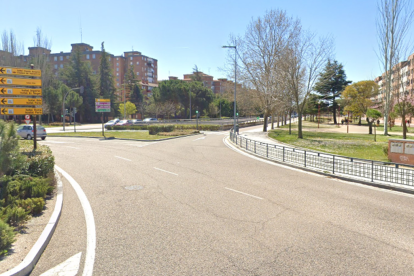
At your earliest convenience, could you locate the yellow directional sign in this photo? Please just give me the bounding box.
[0,107,43,115]
[0,77,42,87]
[0,87,42,96]
[0,98,43,106]
[0,67,41,77]
[96,99,110,102]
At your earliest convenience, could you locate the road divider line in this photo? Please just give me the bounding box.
[154,167,178,176]
[65,146,80,149]
[193,137,206,141]
[55,166,96,276]
[225,187,263,200]
[115,156,132,161]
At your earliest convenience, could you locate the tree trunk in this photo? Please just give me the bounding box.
[271,113,275,130]
[368,119,373,134]
[289,110,292,135]
[298,112,303,139]
[263,112,269,132]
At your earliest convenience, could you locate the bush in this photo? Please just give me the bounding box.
[107,125,149,131]
[15,198,45,215]
[148,125,175,135]
[19,144,55,177]
[3,206,29,226]
[0,218,15,256]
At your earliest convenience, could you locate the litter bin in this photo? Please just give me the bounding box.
[235,124,239,134]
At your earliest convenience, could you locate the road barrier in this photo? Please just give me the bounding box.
[229,131,414,188]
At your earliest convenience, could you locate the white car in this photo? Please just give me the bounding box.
[16,125,47,140]
[143,118,158,122]
[104,119,120,128]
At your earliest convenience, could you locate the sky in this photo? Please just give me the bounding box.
[2,0,403,83]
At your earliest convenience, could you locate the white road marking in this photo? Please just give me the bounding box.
[225,187,264,200]
[40,141,75,144]
[115,156,132,161]
[40,252,82,276]
[154,167,178,176]
[55,166,96,276]
[193,137,206,141]
[65,146,80,149]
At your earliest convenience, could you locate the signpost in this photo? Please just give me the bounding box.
[95,99,111,136]
[0,65,43,150]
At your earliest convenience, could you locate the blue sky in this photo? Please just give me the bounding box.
[2,0,398,83]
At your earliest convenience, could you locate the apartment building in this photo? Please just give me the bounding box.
[180,72,233,95]
[26,43,158,94]
[375,53,414,103]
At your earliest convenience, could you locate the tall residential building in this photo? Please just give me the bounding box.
[25,42,158,94]
[375,53,414,104]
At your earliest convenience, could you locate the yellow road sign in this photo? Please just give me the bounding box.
[0,98,43,106]
[0,107,43,115]
[0,67,41,77]
[0,77,42,87]
[0,87,42,96]
[96,99,110,102]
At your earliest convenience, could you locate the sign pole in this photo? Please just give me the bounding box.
[102,112,104,137]
[31,64,37,150]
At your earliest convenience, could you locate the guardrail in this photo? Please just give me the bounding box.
[229,131,414,187]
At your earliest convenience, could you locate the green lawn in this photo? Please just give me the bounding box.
[268,129,404,162]
[48,131,175,140]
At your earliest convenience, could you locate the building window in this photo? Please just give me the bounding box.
[54,57,57,61]
[54,64,58,69]
[130,62,133,65]
[92,54,96,59]
[116,73,119,76]
[60,64,63,68]
[137,72,139,76]
[116,58,119,60]
[136,62,139,65]
[117,83,119,86]
[116,68,119,72]
[60,56,63,61]
[130,57,133,60]
[109,57,111,61]
[86,54,90,59]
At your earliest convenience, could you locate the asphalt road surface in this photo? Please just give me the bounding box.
[31,130,414,275]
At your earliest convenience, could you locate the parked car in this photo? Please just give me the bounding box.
[143,118,158,122]
[131,119,142,125]
[104,119,120,128]
[115,120,133,126]
[16,125,47,140]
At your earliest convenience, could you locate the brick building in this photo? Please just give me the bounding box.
[26,43,158,94]
[179,72,233,95]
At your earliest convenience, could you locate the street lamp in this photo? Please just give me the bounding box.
[222,45,237,133]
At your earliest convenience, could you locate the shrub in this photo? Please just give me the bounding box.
[15,198,45,215]
[0,218,15,256]
[148,125,175,135]
[0,120,25,177]
[19,145,55,177]
[3,206,29,226]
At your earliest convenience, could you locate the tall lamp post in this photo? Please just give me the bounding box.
[222,45,237,132]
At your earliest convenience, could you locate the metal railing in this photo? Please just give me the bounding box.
[229,131,414,187]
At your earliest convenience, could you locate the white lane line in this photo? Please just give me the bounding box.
[225,187,264,200]
[154,167,178,176]
[55,166,96,276]
[115,156,132,161]
[40,252,82,276]
[193,137,206,141]
[65,146,80,150]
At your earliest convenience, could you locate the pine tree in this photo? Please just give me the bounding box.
[314,60,351,124]
[98,42,116,120]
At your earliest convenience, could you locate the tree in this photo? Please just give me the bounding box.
[282,29,332,138]
[377,0,414,135]
[229,10,298,132]
[394,101,414,138]
[43,80,62,123]
[366,109,382,140]
[0,121,24,176]
[66,90,83,123]
[118,101,137,118]
[314,60,351,124]
[341,81,379,125]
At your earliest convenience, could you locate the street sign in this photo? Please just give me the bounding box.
[25,115,30,120]
[0,77,42,87]
[0,108,42,115]
[95,99,111,112]
[25,119,31,124]
[0,98,42,105]
[0,87,42,96]
[0,67,41,77]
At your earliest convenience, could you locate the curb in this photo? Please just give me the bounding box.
[0,168,63,276]
[47,132,201,142]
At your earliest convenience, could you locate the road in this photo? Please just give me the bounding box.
[31,127,414,275]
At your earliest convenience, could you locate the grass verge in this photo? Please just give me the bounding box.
[268,129,404,162]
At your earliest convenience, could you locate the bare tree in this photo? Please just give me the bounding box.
[0,30,25,67]
[227,9,299,132]
[377,0,413,135]
[282,30,332,138]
